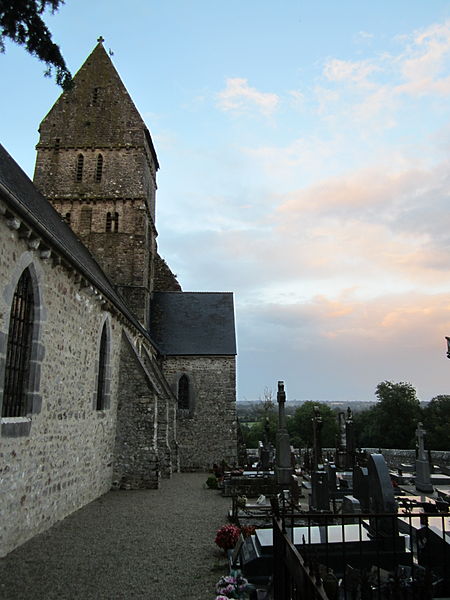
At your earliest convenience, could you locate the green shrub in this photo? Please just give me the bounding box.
[206,475,218,489]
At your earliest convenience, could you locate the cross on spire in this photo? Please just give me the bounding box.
[97,36,105,43]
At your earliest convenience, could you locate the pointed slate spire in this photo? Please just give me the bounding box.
[35,41,158,162]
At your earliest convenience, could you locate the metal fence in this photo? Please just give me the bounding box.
[272,511,450,600]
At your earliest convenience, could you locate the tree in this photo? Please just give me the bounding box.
[0,0,72,88]
[287,401,338,449]
[257,386,275,418]
[422,395,450,450]
[370,381,422,449]
[353,405,380,447]
[241,387,277,449]
[241,414,278,449]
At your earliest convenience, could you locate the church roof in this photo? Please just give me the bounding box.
[0,143,157,345]
[150,292,237,355]
[36,41,158,169]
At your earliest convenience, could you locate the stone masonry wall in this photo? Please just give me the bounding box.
[34,148,156,209]
[161,355,237,471]
[362,448,450,470]
[0,216,122,557]
[153,253,181,292]
[112,334,159,489]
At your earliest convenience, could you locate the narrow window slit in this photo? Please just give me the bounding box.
[95,154,103,182]
[178,374,189,410]
[76,154,84,182]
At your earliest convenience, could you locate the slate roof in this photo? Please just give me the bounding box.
[0,144,155,345]
[150,292,236,356]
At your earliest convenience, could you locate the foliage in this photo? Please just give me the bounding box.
[258,386,275,418]
[422,395,450,450]
[0,0,72,88]
[353,405,380,447]
[373,381,421,449]
[287,401,339,448]
[240,388,277,449]
[214,524,241,551]
[241,413,278,449]
[353,381,422,449]
[206,475,218,489]
[215,574,250,599]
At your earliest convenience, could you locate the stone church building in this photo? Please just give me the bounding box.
[0,41,237,557]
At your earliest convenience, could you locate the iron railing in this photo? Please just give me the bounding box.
[272,511,450,600]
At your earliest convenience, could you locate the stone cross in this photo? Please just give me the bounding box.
[275,381,293,485]
[345,407,355,468]
[415,421,433,493]
[312,406,323,470]
[416,422,426,462]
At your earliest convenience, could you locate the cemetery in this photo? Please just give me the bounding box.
[211,382,450,600]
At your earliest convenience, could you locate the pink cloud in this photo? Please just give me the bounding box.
[216,78,279,116]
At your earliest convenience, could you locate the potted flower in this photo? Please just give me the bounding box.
[215,574,251,599]
[214,524,241,553]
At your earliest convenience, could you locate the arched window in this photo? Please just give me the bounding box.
[106,211,119,232]
[64,212,71,225]
[76,153,84,182]
[54,138,60,153]
[80,206,92,232]
[92,87,99,105]
[95,153,103,182]
[112,211,119,232]
[2,269,34,417]
[96,323,109,410]
[178,374,189,410]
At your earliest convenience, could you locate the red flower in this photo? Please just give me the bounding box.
[215,524,241,551]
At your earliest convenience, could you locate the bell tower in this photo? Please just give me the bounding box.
[33,39,159,325]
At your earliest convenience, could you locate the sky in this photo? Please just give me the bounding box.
[2,1,450,403]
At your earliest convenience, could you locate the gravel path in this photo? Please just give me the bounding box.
[0,473,230,600]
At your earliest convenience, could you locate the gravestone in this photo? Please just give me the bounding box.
[353,465,370,512]
[312,406,323,470]
[291,474,300,505]
[310,470,330,511]
[326,463,338,495]
[275,381,293,486]
[345,407,355,469]
[335,412,347,469]
[367,453,397,537]
[415,422,433,493]
[342,495,361,517]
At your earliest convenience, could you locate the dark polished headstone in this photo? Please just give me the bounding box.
[368,453,397,538]
[310,470,330,511]
[353,465,369,511]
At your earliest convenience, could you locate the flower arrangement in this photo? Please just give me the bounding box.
[214,524,241,551]
[215,574,250,599]
[240,525,256,539]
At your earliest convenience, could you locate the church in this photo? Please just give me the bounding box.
[0,41,237,557]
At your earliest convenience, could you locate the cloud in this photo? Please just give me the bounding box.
[311,19,450,131]
[323,58,380,86]
[236,289,450,401]
[216,78,280,116]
